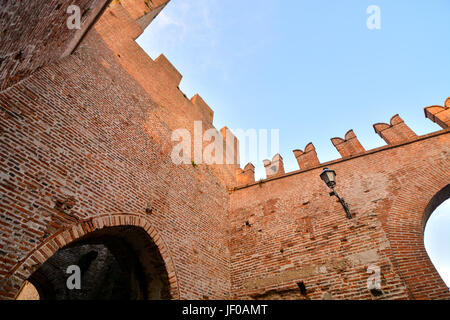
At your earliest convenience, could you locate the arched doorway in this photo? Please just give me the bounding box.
[16,281,39,300]
[386,173,450,299]
[423,185,450,289]
[13,221,175,300]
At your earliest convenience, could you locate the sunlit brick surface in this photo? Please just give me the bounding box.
[0,0,449,300]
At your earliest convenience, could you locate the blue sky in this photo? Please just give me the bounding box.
[137,0,450,287]
[425,200,450,287]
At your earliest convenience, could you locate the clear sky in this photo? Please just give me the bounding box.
[425,200,450,288]
[137,0,450,288]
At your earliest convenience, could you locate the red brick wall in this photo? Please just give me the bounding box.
[229,129,450,300]
[91,1,238,186]
[0,18,233,299]
[0,0,111,91]
[1,0,449,301]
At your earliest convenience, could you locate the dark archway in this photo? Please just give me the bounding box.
[23,226,171,300]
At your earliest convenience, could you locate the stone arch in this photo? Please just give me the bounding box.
[5,213,180,300]
[386,161,450,300]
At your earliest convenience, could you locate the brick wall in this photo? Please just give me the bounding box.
[1,0,449,301]
[0,8,234,298]
[229,128,450,300]
[91,0,238,186]
[0,0,111,91]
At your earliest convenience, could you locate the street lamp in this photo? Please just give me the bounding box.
[320,168,352,219]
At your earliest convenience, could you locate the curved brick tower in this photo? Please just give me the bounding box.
[0,1,449,300]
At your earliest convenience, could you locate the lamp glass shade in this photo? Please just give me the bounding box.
[320,168,336,188]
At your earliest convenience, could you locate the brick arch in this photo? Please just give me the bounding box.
[6,213,180,300]
[386,161,450,300]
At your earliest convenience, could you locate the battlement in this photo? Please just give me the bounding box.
[93,0,221,134]
[263,154,285,178]
[236,163,255,185]
[192,94,214,124]
[155,54,183,86]
[373,114,417,145]
[120,0,170,34]
[82,0,239,187]
[1,0,449,302]
[424,97,450,129]
[293,143,320,170]
[220,126,240,165]
[331,130,365,158]
[234,97,449,187]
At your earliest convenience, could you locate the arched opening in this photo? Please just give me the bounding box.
[16,281,40,300]
[17,226,171,300]
[423,184,450,289]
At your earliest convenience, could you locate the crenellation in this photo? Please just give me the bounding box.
[120,0,170,26]
[425,98,450,129]
[220,126,240,167]
[373,114,417,145]
[293,143,320,170]
[236,163,255,185]
[1,0,449,302]
[106,1,145,40]
[154,54,183,86]
[263,154,285,178]
[240,106,448,186]
[192,94,214,124]
[331,129,365,158]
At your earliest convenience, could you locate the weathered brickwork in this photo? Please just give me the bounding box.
[230,128,450,300]
[0,0,449,300]
[0,0,111,91]
[331,130,365,158]
[0,0,234,300]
